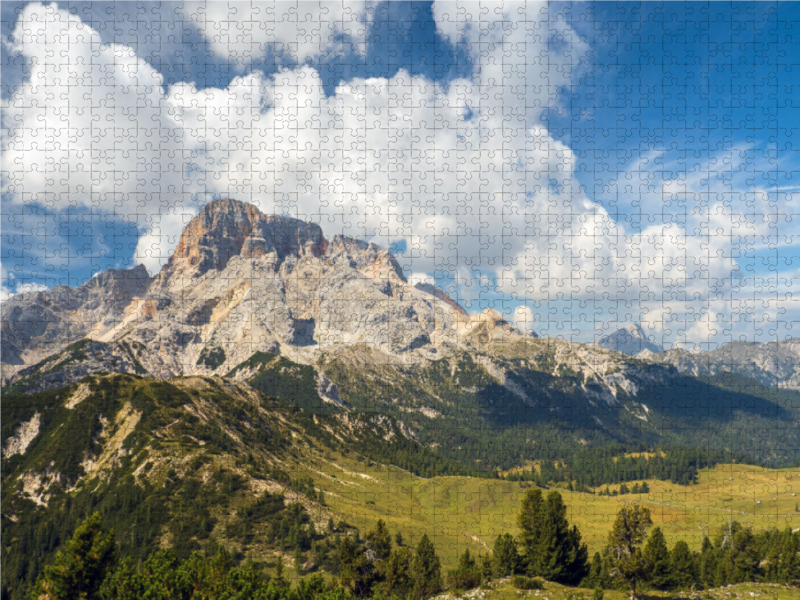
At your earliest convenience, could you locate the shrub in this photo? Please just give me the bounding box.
[512,575,544,590]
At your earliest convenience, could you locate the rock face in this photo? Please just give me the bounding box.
[1,265,151,368]
[4,199,522,382]
[653,339,800,390]
[594,323,663,356]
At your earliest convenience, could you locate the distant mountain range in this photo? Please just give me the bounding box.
[4,199,800,473]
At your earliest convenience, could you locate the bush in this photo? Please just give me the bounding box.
[591,587,604,600]
[512,575,544,590]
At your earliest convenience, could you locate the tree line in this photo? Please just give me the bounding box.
[28,488,800,600]
[503,446,738,488]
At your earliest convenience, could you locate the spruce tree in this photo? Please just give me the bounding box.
[699,536,718,588]
[643,526,672,590]
[517,488,544,575]
[536,491,588,585]
[492,533,520,577]
[605,504,652,599]
[670,540,697,590]
[412,534,442,599]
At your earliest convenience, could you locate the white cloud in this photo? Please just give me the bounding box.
[181,1,373,69]
[3,2,800,347]
[512,305,536,333]
[0,262,47,302]
[2,2,194,216]
[134,209,199,275]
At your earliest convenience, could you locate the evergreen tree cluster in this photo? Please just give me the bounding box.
[583,517,800,596]
[25,490,800,600]
[505,446,734,488]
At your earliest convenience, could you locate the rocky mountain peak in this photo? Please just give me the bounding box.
[169,199,328,275]
[594,323,663,356]
[85,264,151,295]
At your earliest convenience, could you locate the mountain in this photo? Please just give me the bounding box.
[1,372,465,598]
[593,323,663,356]
[653,339,800,390]
[6,200,800,599]
[3,199,800,470]
[1,199,525,385]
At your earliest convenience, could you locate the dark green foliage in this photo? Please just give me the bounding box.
[381,547,414,599]
[412,534,442,599]
[669,540,698,590]
[643,527,673,590]
[509,446,736,488]
[605,504,652,598]
[229,352,331,413]
[447,550,481,590]
[582,552,612,589]
[338,536,376,597]
[365,520,392,562]
[492,533,520,577]
[511,575,544,590]
[516,489,588,585]
[591,587,604,600]
[517,488,544,574]
[31,513,115,600]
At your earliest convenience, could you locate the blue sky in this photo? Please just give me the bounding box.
[2,1,800,348]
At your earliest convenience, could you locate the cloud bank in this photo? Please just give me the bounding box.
[3,2,798,346]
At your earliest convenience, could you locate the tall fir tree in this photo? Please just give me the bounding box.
[643,527,673,590]
[517,488,544,575]
[412,534,442,600]
[669,540,697,590]
[605,504,653,599]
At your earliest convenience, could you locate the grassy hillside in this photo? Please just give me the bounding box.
[301,459,800,564]
[6,371,800,599]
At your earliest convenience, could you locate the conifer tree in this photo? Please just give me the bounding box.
[517,488,544,575]
[669,540,697,590]
[536,491,588,585]
[366,519,393,562]
[605,504,652,599]
[643,526,672,590]
[383,547,413,598]
[412,534,442,599]
[492,533,520,577]
[31,513,116,600]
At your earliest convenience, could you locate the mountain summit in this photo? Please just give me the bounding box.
[594,323,663,356]
[2,199,523,381]
[167,199,328,276]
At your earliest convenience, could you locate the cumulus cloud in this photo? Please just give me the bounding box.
[3,2,798,345]
[181,1,373,69]
[512,305,536,333]
[2,2,193,216]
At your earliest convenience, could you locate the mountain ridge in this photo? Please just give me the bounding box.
[4,199,529,383]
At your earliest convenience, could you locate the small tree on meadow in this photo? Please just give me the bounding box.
[492,533,520,577]
[605,504,653,599]
[643,526,672,590]
[412,534,442,599]
[669,540,698,590]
